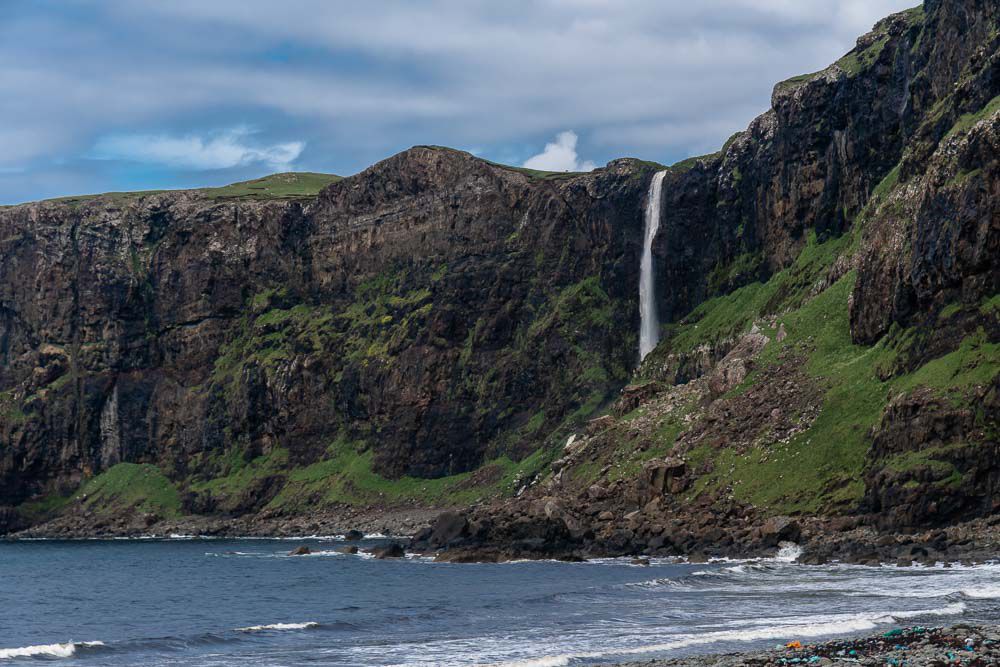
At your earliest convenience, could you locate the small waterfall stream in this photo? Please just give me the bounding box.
[639,170,667,361]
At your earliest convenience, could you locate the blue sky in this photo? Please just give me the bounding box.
[1,0,916,204]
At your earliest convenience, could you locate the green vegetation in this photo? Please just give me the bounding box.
[679,274,998,514]
[483,161,585,181]
[706,251,765,294]
[661,230,851,355]
[194,437,554,511]
[871,164,901,202]
[836,34,890,77]
[38,190,169,208]
[200,172,342,200]
[15,493,73,524]
[20,171,342,208]
[671,152,720,173]
[76,463,183,519]
[946,95,1000,139]
[775,70,823,92]
[0,390,27,424]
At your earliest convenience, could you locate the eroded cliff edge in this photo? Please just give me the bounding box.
[2,0,998,548]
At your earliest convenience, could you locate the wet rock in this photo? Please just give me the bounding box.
[371,543,405,559]
[425,511,469,548]
[288,546,312,556]
[344,529,365,541]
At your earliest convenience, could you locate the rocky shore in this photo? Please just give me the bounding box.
[619,626,1000,667]
[411,505,1000,566]
[7,505,439,540]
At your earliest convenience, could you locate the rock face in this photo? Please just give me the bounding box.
[1,0,998,544]
[0,151,655,521]
[410,0,1000,560]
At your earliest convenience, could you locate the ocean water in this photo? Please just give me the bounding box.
[2,538,999,666]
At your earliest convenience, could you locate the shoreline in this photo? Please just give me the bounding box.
[6,506,439,542]
[9,505,1000,569]
[614,625,1000,666]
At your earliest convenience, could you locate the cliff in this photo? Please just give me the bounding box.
[1,0,998,546]
[413,0,1000,561]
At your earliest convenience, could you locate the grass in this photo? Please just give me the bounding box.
[946,95,1000,139]
[200,172,342,200]
[483,160,585,181]
[12,172,342,208]
[662,230,851,355]
[76,463,183,519]
[671,152,721,173]
[256,437,553,511]
[682,274,998,515]
[775,70,824,91]
[836,34,890,77]
[16,493,73,524]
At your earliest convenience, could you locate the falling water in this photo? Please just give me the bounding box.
[639,171,667,361]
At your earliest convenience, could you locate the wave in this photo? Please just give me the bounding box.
[484,602,967,667]
[961,585,1000,598]
[0,641,104,660]
[236,622,319,632]
[486,657,572,667]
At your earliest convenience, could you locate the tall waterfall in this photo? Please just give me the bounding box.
[639,170,667,361]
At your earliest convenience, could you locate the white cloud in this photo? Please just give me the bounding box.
[523,131,596,172]
[92,127,304,170]
[0,0,920,201]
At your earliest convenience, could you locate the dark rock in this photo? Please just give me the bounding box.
[289,546,312,556]
[425,511,469,548]
[760,517,801,547]
[335,546,359,555]
[371,543,405,559]
[344,530,365,541]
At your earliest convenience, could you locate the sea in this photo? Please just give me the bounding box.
[2,537,999,666]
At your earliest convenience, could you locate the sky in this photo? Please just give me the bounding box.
[1,0,918,204]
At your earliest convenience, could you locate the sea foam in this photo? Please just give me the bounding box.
[0,641,104,660]
[236,622,319,632]
[485,602,967,667]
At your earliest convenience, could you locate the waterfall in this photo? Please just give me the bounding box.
[639,170,667,361]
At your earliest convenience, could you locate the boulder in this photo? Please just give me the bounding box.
[288,546,312,556]
[642,457,688,500]
[344,529,365,541]
[585,415,615,436]
[372,543,406,559]
[427,510,469,548]
[335,545,359,555]
[760,516,801,547]
[613,382,663,417]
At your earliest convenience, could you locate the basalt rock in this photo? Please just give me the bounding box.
[0,149,657,517]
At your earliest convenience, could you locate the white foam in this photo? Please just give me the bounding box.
[0,641,104,660]
[774,542,803,563]
[961,585,1000,599]
[486,657,572,667]
[483,602,967,667]
[886,602,966,619]
[236,622,319,632]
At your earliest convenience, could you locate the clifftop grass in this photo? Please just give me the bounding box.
[200,172,341,200]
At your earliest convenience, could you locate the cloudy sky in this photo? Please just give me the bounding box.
[1,0,917,204]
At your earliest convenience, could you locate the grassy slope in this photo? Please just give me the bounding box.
[10,172,342,208]
[200,172,342,199]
